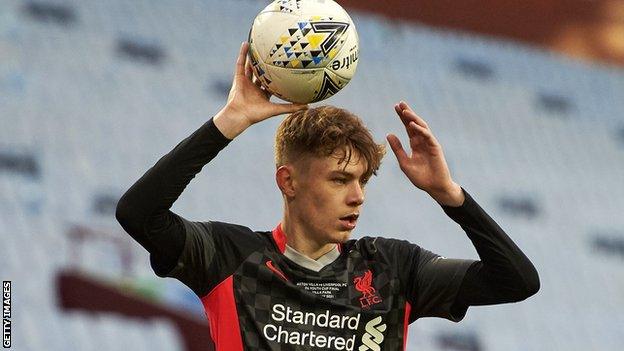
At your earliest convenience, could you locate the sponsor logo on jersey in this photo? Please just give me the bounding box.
[353,270,382,308]
[264,303,360,349]
[359,316,386,351]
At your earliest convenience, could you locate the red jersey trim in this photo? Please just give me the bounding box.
[403,301,412,351]
[272,223,287,253]
[272,222,344,254]
[200,276,243,351]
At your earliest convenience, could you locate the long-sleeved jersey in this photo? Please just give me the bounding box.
[116,117,540,350]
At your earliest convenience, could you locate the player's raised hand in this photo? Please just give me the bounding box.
[215,42,308,139]
[386,101,464,206]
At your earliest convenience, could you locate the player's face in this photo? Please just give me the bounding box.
[294,148,367,244]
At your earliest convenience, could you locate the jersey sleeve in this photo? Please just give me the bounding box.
[442,188,540,311]
[151,219,264,297]
[149,218,216,294]
[403,187,539,323]
[388,238,474,323]
[116,117,267,296]
[408,247,475,322]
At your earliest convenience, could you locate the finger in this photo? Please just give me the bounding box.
[235,42,249,77]
[409,121,438,148]
[252,76,271,98]
[394,103,402,115]
[398,101,412,112]
[245,58,253,80]
[398,101,417,115]
[398,101,429,129]
[274,102,309,115]
[386,133,409,165]
[396,101,428,130]
[394,103,417,138]
[401,109,428,131]
[252,75,263,88]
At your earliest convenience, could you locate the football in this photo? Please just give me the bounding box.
[248,0,359,104]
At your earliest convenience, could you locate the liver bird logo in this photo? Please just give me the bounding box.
[354,270,375,297]
[353,270,382,308]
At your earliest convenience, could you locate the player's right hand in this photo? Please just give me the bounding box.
[215,42,308,139]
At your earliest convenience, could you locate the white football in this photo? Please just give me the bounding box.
[248,0,359,104]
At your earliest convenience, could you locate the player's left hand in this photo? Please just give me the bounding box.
[386,101,464,205]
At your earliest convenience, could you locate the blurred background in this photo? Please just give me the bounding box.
[1,0,623,350]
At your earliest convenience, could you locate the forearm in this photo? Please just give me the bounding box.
[115,116,231,250]
[442,188,540,305]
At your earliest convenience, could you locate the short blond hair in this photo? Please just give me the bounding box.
[275,105,386,182]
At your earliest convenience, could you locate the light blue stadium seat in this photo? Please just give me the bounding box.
[1,0,623,350]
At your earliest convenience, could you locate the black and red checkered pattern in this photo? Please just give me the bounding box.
[188,222,472,351]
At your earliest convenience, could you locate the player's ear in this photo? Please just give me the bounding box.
[276,165,296,197]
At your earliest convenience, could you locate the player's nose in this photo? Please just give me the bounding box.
[346,182,365,206]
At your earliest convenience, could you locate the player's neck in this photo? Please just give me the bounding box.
[282,215,336,260]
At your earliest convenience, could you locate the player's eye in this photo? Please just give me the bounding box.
[333,178,347,184]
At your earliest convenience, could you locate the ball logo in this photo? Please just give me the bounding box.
[313,72,342,102]
[309,22,349,56]
[249,0,359,103]
[359,316,386,351]
[353,270,382,308]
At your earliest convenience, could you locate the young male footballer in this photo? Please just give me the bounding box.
[116,42,539,350]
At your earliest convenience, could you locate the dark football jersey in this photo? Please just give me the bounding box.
[154,220,474,350]
[117,117,539,351]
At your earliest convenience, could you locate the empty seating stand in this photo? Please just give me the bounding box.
[0,0,623,350]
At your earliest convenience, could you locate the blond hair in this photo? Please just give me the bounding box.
[275,105,385,182]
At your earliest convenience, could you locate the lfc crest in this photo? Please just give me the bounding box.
[353,270,382,309]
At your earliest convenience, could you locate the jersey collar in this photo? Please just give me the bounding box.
[272,223,343,255]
